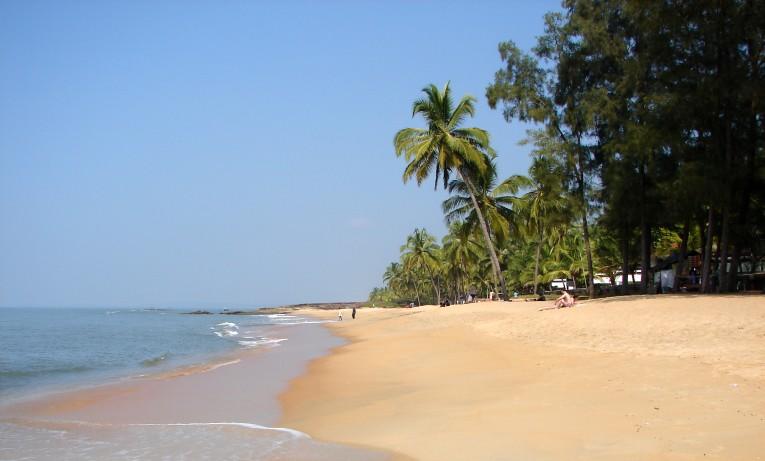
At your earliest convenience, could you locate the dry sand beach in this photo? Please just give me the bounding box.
[280,295,765,461]
[3,295,763,460]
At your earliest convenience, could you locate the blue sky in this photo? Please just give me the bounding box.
[0,0,562,308]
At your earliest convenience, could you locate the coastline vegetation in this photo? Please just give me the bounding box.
[371,0,764,306]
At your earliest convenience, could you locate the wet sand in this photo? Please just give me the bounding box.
[280,295,765,461]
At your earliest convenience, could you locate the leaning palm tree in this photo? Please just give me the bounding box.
[442,161,522,249]
[394,82,508,299]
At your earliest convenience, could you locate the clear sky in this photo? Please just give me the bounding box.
[1,0,562,308]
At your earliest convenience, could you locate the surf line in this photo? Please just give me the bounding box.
[19,419,309,439]
[204,359,241,372]
[126,422,308,438]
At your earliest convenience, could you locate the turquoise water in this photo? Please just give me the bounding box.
[0,307,296,399]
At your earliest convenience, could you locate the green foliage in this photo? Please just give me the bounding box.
[394,83,492,190]
[487,0,765,294]
[653,228,682,259]
[377,1,764,299]
[394,82,509,297]
[442,161,519,246]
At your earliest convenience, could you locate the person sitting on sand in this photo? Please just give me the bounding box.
[553,290,575,308]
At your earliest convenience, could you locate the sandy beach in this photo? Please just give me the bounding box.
[280,295,765,461]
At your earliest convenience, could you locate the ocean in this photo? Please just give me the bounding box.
[0,307,387,461]
[0,307,316,399]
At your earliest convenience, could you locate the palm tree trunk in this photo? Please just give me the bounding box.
[533,226,542,296]
[459,167,508,300]
[459,263,467,301]
[427,268,441,306]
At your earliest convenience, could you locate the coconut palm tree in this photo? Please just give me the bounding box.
[394,82,508,299]
[442,221,482,301]
[503,238,534,291]
[514,156,568,296]
[400,228,442,305]
[383,262,409,304]
[442,161,522,248]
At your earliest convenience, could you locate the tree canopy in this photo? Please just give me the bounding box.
[372,0,764,306]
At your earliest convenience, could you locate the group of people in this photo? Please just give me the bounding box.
[338,306,357,321]
[342,290,575,319]
[458,293,478,304]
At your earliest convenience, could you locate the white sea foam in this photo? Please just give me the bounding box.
[125,422,308,439]
[204,359,241,372]
[262,314,332,326]
[272,320,332,325]
[1,419,386,461]
[238,338,288,348]
[213,330,239,338]
[212,322,240,338]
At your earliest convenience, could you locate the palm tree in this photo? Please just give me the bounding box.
[503,238,535,292]
[401,228,442,305]
[442,221,482,301]
[514,156,568,296]
[554,226,586,289]
[394,82,508,299]
[383,262,408,303]
[384,258,427,306]
[442,161,521,248]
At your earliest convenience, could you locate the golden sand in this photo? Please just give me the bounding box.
[279,295,765,461]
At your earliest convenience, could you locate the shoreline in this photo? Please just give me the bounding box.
[279,295,765,461]
[1,319,392,460]
[1,324,313,424]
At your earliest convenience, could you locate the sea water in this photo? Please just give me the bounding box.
[0,307,294,399]
[0,308,387,461]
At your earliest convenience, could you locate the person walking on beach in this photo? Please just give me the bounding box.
[338,310,343,321]
[352,306,356,319]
